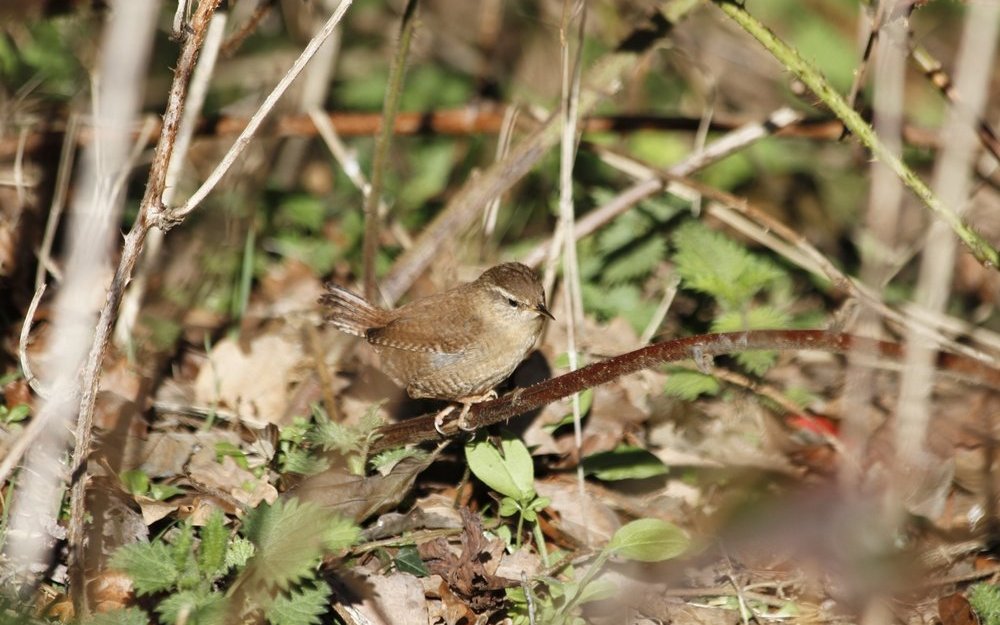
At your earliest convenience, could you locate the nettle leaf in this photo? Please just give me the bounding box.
[607,518,689,562]
[281,447,330,476]
[266,583,332,625]
[370,447,427,476]
[663,370,721,401]
[582,445,668,481]
[239,498,359,590]
[197,510,228,578]
[466,434,536,502]
[603,237,666,284]
[712,306,791,375]
[671,222,785,310]
[225,537,255,571]
[596,209,653,255]
[155,589,226,625]
[109,541,178,596]
[84,607,151,625]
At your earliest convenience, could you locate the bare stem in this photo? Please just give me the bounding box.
[367,329,1000,454]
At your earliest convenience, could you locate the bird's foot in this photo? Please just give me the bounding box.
[433,390,498,435]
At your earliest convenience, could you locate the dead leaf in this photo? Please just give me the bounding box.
[194,333,305,427]
[349,570,429,625]
[939,592,977,625]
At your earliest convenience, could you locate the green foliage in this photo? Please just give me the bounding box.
[607,518,689,562]
[671,221,796,378]
[663,369,721,400]
[394,545,429,576]
[111,500,357,625]
[672,222,785,310]
[241,497,359,591]
[577,191,683,333]
[119,469,184,501]
[277,405,383,477]
[581,445,668,481]
[0,403,30,425]
[265,584,332,625]
[307,404,383,475]
[110,541,178,596]
[970,584,1000,625]
[466,433,549,548]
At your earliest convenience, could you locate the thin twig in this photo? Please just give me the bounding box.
[522,107,804,269]
[17,285,47,399]
[168,0,353,224]
[362,0,418,301]
[35,114,80,289]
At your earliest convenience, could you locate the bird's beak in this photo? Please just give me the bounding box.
[536,303,555,320]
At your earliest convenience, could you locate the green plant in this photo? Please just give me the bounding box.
[970,584,1000,625]
[506,518,690,625]
[465,433,550,557]
[107,499,359,625]
[671,220,793,375]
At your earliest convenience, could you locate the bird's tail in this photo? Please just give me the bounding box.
[320,284,387,337]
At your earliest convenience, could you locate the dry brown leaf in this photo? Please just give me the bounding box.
[187,449,277,508]
[535,478,620,546]
[194,332,305,427]
[349,570,428,625]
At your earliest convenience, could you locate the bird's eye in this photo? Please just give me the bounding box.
[507,298,519,308]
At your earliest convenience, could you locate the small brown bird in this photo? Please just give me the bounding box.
[320,262,553,432]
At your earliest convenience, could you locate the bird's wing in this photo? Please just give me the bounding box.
[365,294,482,354]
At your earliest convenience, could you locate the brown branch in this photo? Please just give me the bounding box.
[367,329,1000,454]
[66,0,224,605]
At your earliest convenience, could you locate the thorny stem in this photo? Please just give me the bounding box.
[713,0,1000,268]
[366,329,1000,454]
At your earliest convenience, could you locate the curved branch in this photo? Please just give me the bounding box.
[367,329,1000,454]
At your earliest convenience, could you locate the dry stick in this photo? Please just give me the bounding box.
[362,0,418,301]
[379,8,687,305]
[116,11,228,348]
[841,3,908,493]
[34,114,79,287]
[896,3,998,469]
[68,2,353,583]
[555,0,588,550]
[367,329,1000,454]
[521,107,804,269]
[66,0,224,604]
[167,0,353,224]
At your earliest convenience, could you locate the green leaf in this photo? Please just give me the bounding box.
[607,518,689,562]
[109,541,179,596]
[198,510,228,578]
[603,237,667,284]
[0,403,30,424]
[370,447,427,476]
[120,469,150,496]
[155,589,226,625]
[663,370,721,401]
[394,545,429,577]
[149,482,185,501]
[582,446,668,481]
[240,498,359,591]
[280,446,330,476]
[465,434,536,502]
[266,584,332,625]
[671,221,785,310]
[225,537,255,571]
[83,607,150,625]
[215,441,249,470]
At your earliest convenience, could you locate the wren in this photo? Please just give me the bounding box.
[320,262,553,432]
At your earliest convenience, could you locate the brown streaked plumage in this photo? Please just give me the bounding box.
[320,263,553,407]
